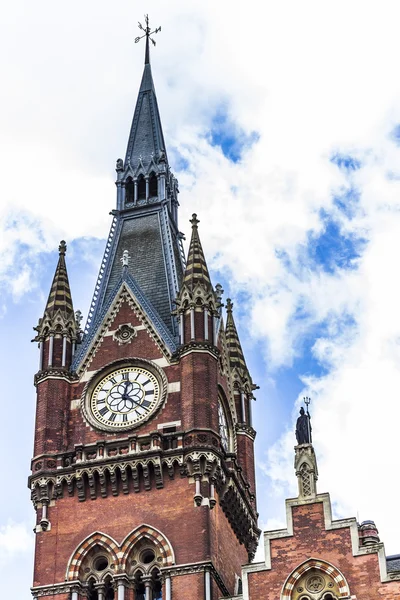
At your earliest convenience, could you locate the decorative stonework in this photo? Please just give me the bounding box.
[80,357,168,433]
[112,323,137,345]
[66,525,175,581]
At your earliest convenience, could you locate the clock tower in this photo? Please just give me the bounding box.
[30,23,259,600]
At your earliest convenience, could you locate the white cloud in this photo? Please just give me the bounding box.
[0,521,33,568]
[1,0,400,582]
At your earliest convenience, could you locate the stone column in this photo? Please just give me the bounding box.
[190,307,195,339]
[240,391,246,423]
[117,581,125,600]
[48,333,54,367]
[39,339,44,370]
[205,569,211,600]
[165,576,171,600]
[61,334,67,367]
[204,308,209,340]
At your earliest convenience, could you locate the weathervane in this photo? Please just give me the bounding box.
[135,14,161,48]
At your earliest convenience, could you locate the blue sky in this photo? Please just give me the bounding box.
[2,1,400,597]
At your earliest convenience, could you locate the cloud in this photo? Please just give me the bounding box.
[1,0,400,579]
[0,521,33,568]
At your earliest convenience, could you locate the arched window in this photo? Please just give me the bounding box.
[128,541,163,599]
[288,567,340,599]
[137,175,146,200]
[149,172,158,198]
[125,177,134,205]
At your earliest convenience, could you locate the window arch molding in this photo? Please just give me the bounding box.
[280,558,351,600]
[66,531,119,581]
[120,523,175,572]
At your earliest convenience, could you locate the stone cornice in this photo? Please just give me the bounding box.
[34,368,78,386]
[31,580,81,598]
[160,560,229,596]
[173,341,220,360]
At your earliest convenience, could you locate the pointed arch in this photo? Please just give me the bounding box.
[66,531,120,581]
[120,524,175,571]
[281,558,350,599]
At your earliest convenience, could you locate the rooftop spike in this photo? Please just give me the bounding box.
[44,240,74,316]
[182,214,213,292]
[225,298,248,372]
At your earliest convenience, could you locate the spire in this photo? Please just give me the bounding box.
[225,299,248,373]
[44,241,74,316]
[294,398,318,500]
[33,241,80,371]
[182,214,213,292]
[73,21,185,368]
[125,15,165,170]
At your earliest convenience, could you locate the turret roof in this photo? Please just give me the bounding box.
[182,214,213,292]
[225,298,247,373]
[44,241,74,316]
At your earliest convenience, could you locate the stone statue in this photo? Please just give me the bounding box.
[296,407,312,444]
[116,158,124,171]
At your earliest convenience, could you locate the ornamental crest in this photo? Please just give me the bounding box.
[112,323,137,345]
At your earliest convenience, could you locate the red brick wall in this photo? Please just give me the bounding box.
[32,298,256,595]
[248,501,400,599]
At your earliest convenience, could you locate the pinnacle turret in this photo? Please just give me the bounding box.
[33,241,80,371]
[44,241,74,316]
[182,214,213,293]
[225,299,248,373]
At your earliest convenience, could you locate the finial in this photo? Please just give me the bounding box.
[59,240,67,256]
[75,310,83,328]
[295,397,312,444]
[215,284,224,302]
[190,213,199,228]
[226,298,233,312]
[135,14,161,65]
[121,249,130,268]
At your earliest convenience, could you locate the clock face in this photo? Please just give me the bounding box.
[89,366,161,430]
[218,400,229,452]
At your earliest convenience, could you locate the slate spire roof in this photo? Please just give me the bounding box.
[124,34,167,170]
[182,214,213,292]
[225,298,247,373]
[45,241,74,316]
[72,32,185,369]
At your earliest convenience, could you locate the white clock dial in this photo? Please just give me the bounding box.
[88,365,161,430]
[218,401,229,452]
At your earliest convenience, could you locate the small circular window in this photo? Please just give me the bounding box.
[141,549,155,564]
[94,556,109,571]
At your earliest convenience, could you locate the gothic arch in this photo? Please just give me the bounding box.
[281,558,350,599]
[120,524,175,571]
[66,532,120,581]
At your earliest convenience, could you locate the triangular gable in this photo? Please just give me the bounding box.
[72,274,177,376]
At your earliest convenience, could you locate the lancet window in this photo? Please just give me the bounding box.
[125,177,135,205]
[149,172,158,198]
[137,175,146,200]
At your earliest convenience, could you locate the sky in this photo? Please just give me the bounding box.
[1,0,400,596]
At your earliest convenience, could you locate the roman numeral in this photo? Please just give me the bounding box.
[142,378,150,387]
[109,377,117,385]
[123,414,128,422]
[142,399,151,408]
[145,390,154,396]
[97,398,106,405]
[122,372,129,380]
[109,413,117,422]
[99,407,108,416]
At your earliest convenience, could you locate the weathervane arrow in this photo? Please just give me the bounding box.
[135,14,161,62]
